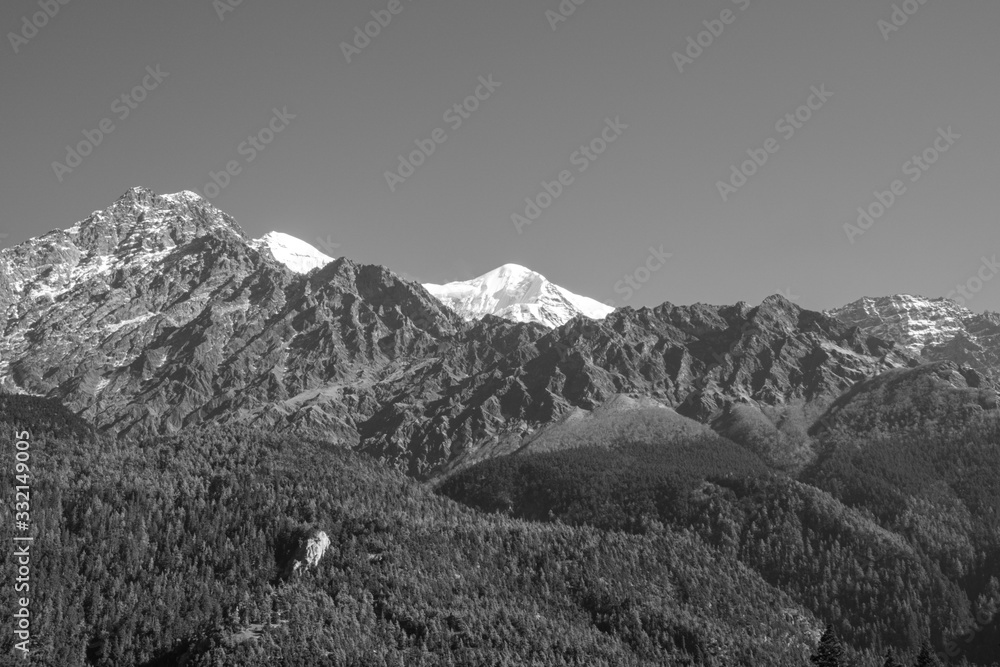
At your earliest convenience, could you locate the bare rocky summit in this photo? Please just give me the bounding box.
[829,295,1000,377]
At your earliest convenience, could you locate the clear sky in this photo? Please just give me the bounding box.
[2,0,998,312]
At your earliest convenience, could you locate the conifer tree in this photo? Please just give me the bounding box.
[914,641,943,667]
[810,625,846,667]
[882,648,903,667]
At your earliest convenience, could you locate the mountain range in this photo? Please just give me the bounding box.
[4,188,1000,666]
[1,188,998,478]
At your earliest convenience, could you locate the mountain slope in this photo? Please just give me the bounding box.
[440,430,1000,663]
[424,263,614,328]
[808,359,998,437]
[515,394,714,455]
[359,296,921,477]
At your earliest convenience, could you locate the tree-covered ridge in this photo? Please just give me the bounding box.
[1,415,819,666]
[439,420,1000,666]
[810,361,997,438]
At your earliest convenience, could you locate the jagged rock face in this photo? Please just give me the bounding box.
[830,295,1000,376]
[0,188,941,479]
[358,295,918,476]
[0,187,463,441]
[291,531,330,574]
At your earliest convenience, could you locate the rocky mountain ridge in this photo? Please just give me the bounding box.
[2,188,996,478]
[829,294,1000,377]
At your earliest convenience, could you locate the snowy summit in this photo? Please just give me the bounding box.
[423,263,614,329]
[252,231,335,274]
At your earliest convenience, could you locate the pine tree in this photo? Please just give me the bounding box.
[882,648,903,667]
[914,641,942,667]
[810,625,846,667]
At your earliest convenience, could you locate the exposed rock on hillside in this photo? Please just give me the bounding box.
[288,530,331,576]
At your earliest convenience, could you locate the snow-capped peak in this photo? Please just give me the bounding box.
[252,231,335,274]
[423,263,614,328]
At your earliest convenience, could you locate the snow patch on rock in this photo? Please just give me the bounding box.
[252,231,335,274]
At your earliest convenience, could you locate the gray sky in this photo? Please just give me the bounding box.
[2,0,998,312]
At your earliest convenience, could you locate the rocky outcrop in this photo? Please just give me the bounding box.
[286,530,330,577]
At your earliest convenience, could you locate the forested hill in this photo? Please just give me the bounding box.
[440,410,1000,666]
[4,382,1000,665]
[2,397,821,666]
